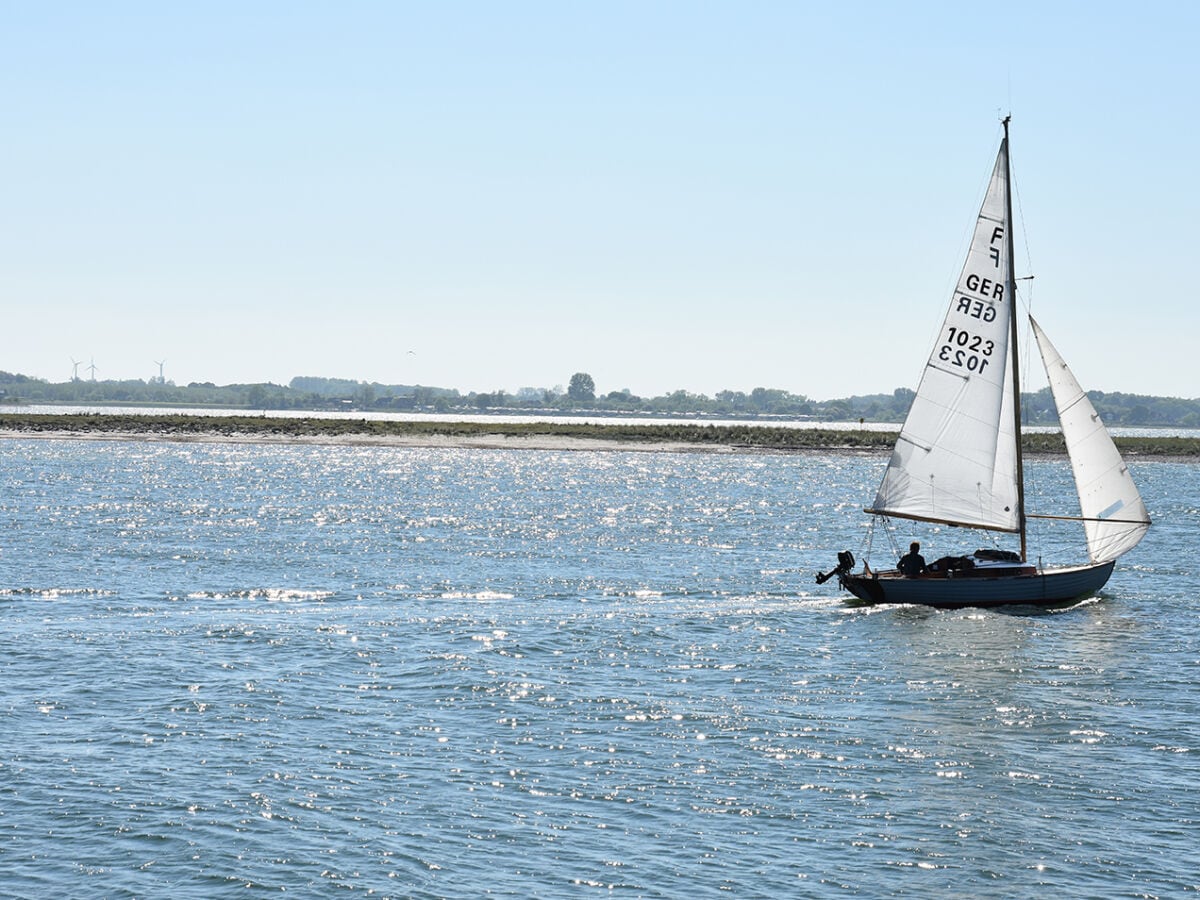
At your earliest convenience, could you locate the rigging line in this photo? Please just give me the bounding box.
[1008,142,1037,316]
[878,515,901,564]
[1008,145,1037,393]
[1027,513,1152,525]
[862,515,879,567]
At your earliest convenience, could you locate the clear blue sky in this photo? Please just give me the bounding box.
[2,2,1196,400]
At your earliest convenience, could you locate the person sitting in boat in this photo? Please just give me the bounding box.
[898,542,927,577]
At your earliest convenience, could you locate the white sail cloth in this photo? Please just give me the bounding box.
[1031,318,1151,561]
[869,140,1021,532]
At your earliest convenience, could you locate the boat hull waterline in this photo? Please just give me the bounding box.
[840,560,1115,608]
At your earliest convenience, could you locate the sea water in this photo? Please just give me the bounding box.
[1,438,1197,898]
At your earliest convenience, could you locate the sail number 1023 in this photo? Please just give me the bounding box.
[938,326,994,373]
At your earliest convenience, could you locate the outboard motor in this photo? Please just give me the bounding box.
[816,550,855,585]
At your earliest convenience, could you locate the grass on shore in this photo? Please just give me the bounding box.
[1,412,1197,456]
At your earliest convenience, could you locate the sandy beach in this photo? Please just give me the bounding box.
[0,413,896,454]
[2,413,1195,456]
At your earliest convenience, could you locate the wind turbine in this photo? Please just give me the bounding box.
[154,359,166,384]
[70,357,81,382]
[87,358,98,382]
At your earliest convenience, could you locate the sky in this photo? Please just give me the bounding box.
[2,2,1197,401]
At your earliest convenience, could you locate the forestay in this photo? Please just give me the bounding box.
[868,139,1020,532]
[1031,318,1151,561]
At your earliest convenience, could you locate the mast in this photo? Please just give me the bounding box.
[1003,116,1028,561]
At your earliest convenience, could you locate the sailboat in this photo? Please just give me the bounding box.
[820,118,1150,607]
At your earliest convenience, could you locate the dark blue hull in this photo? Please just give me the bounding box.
[840,560,1115,608]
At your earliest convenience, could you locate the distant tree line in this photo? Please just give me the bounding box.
[1019,387,1200,428]
[2,369,1198,427]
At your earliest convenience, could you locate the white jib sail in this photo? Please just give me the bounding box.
[1031,318,1151,561]
[869,139,1020,532]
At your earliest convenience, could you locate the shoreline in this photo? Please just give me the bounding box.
[2,412,1198,457]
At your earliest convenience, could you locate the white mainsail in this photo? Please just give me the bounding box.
[1031,318,1151,561]
[868,138,1020,532]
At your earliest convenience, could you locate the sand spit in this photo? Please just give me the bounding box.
[1,413,1195,456]
[0,413,891,454]
[0,427,735,454]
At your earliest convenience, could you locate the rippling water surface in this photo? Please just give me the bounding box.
[2,439,1197,898]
